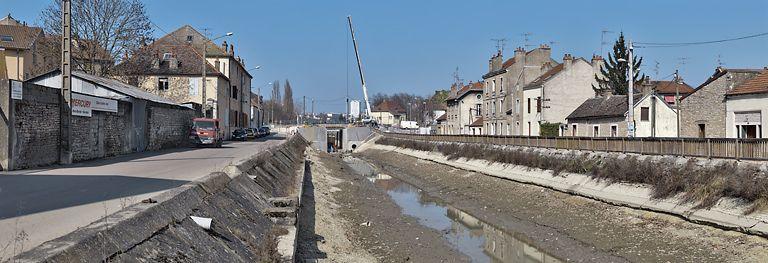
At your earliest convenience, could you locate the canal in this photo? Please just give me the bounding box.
[343,156,561,263]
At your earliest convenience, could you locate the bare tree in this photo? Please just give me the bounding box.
[38,0,153,76]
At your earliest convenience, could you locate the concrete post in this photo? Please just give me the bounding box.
[59,0,73,164]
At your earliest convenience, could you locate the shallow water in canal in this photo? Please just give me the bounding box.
[344,156,561,263]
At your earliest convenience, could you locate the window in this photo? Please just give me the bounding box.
[189,78,198,96]
[527,98,531,113]
[528,122,531,136]
[610,125,618,137]
[500,77,504,92]
[186,35,193,42]
[231,86,238,99]
[0,35,13,42]
[593,125,600,137]
[158,77,169,91]
[640,107,650,121]
[492,101,496,115]
[162,53,173,60]
[515,99,520,114]
[698,124,706,138]
[572,124,577,136]
[499,99,504,114]
[536,97,542,113]
[492,80,496,92]
[476,94,481,100]
[474,104,481,116]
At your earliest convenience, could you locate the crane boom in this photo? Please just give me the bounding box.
[347,15,373,118]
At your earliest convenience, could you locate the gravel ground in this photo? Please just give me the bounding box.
[297,149,468,262]
[358,148,768,263]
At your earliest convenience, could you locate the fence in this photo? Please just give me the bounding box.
[381,132,768,161]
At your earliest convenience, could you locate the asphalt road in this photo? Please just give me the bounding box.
[0,136,285,260]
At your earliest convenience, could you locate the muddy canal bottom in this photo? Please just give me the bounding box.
[343,156,560,263]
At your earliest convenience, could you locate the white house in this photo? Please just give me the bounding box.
[566,93,678,137]
[522,54,603,136]
[725,69,768,138]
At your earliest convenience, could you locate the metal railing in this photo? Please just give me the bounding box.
[381,132,768,161]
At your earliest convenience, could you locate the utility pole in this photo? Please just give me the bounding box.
[201,29,208,118]
[627,39,635,137]
[302,96,306,124]
[59,0,73,164]
[674,69,681,137]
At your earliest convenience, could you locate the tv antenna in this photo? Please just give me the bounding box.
[654,60,660,79]
[521,32,534,48]
[717,54,726,67]
[452,66,463,86]
[600,29,614,55]
[491,38,507,54]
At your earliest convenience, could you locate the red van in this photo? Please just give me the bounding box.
[190,118,223,147]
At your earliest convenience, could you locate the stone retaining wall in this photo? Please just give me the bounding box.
[13,135,309,262]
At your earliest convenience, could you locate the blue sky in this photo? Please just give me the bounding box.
[2,0,767,112]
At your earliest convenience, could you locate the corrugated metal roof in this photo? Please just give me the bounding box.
[72,71,179,105]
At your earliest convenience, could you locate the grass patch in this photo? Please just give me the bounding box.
[377,137,768,214]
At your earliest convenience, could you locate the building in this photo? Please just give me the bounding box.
[0,14,44,81]
[444,81,483,134]
[678,67,763,138]
[371,100,406,126]
[116,25,253,139]
[566,93,677,137]
[468,117,483,135]
[725,69,768,138]
[250,92,263,128]
[637,76,694,106]
[521,54,603,136]
[435,112,447,134]
[481,45,558,136]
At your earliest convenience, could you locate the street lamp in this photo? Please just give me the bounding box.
[616,39,635,137]
[202,32,234,118]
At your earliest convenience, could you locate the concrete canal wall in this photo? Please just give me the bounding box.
[13,135,309,263]
[366,136,768,237]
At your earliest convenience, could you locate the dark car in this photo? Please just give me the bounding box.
[258,126,271,137]
[231,128,248,141]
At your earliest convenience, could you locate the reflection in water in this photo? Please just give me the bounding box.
[344,157,561,263]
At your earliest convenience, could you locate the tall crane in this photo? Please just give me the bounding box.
[347,15,373,122]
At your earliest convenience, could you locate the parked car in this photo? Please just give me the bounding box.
[258,126,271,137]
[190,118,223,147]
[246,128,257,139]
[231,128,248,141]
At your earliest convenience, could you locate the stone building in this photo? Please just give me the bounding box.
[678,67,763,138]
[521,54,603,136]
[725,69,768,138]
[115,25,252,139]
[443,81,483,134]
[0,14,44,80]
[481,45,557,135]
[371,100,405,126]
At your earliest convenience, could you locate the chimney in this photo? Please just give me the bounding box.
[514,47,526,67]
[152,58,160,69]
[591,54,604,73]
[489,52,503,72]
[641,76,653,95]
[222,41,228,53]
[539,44,550,50]
[562,54,573,69]
[450,83,458,95]
[229,44,234,56]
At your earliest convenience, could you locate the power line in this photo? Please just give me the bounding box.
[635,31,768,48]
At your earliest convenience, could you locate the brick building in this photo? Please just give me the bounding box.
[678,67,763,138]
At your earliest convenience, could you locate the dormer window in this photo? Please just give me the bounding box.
[162,53,173,60]
[0,35,13,42]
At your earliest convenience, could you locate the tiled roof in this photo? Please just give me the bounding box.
[727,69,768,96]
[0,24,43,50]
[566,94,643,120]
[448,81,483,101]
[525,63,565,89]
[682,67,763,99]
[372,100,406,114]
[645,80,694,95]
[72,71,179,105]
[469,117,484,127]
